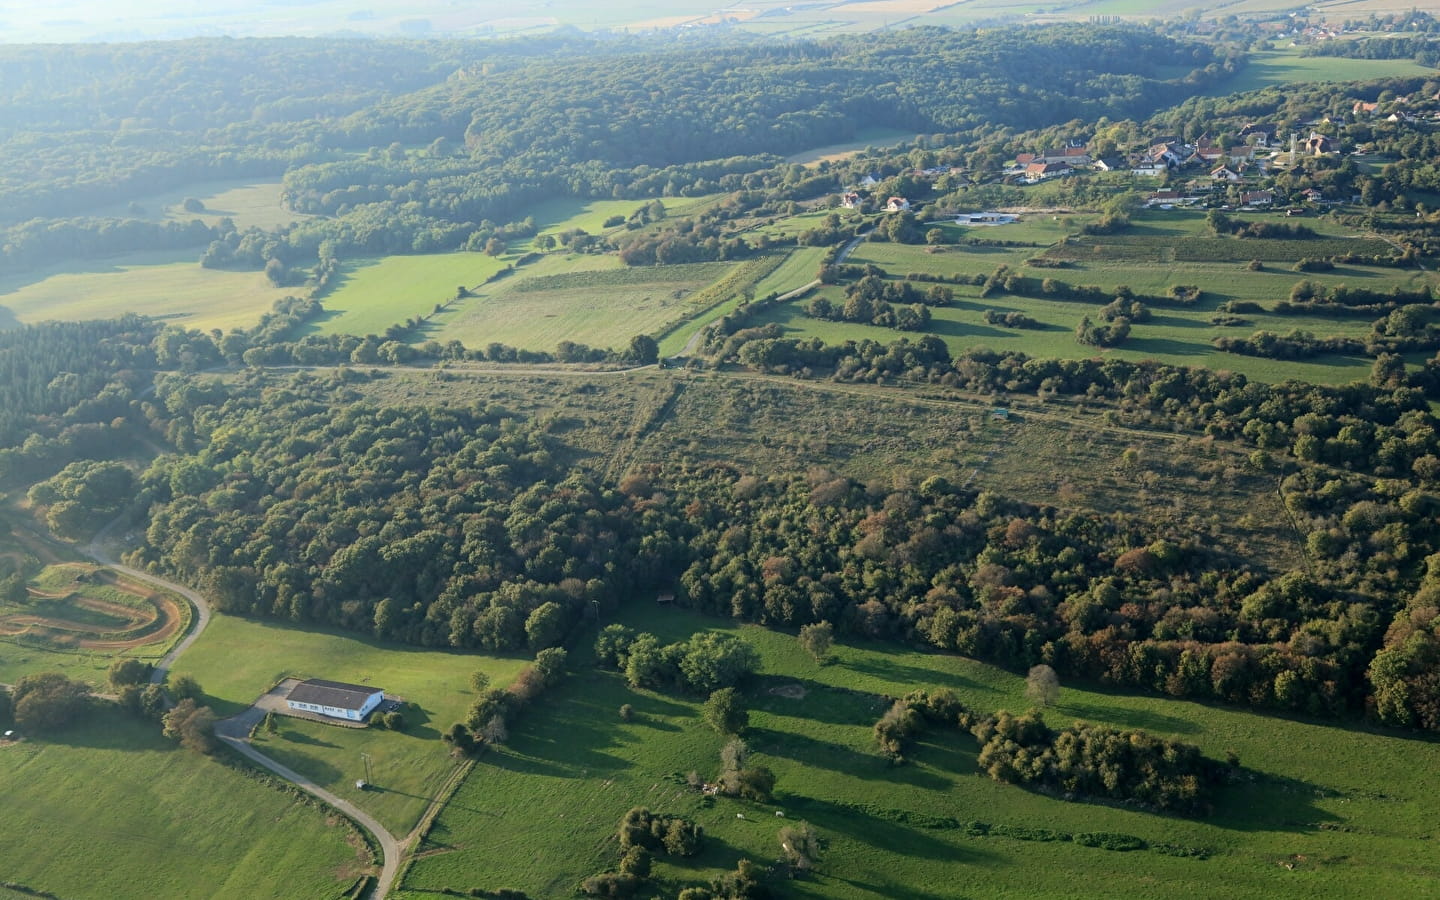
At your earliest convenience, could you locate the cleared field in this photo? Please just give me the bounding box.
[786,128,915,165]
[81,179,306,231]
[1208,49,1432,96]
[310,253,512,337]
[0,707,366,899]
[427,255,742,352]
[0,250,296,332]
[520,194,726,252]
[172,613,529,835]
[400,605,1440,899]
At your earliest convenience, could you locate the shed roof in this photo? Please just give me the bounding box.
[288,678,381,710]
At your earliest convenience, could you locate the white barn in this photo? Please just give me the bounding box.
[286,679,384,722]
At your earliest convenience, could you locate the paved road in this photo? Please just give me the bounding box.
[219,733,403,900]
[81,521,402,899]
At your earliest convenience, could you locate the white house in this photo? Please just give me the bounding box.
[286,679,385,722]
[885,196,911,212]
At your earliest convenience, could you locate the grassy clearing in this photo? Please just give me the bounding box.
[0,707,366,899]
[426,255,742,352]
[1207,48,1431,95]
[521,194,726,252]
[400,604,1440,899]
[310,253,513,338]
[80,179,306,231]
[0,250,296,332]
[785,128,915,165]
[172,613,530,835]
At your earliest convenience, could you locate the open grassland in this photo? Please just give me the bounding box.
[172,613,529,835]
[426,255,744,352]
[785,128,915,165]
[399,605,1440,899]
[521,194,724,250]
[0,250,296,332]
[1207,48,1432,95]
[80,179,307,231]
[310,253,512,338]
[0,707,366,899]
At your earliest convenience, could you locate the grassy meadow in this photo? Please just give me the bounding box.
[80,179,307,232]
[753,208,1435,384]
[426,255,744,352]
[0,250,296,332]
[399,605,1440,899]
[310,253,513,338]
[1206,47,1432,95]
[171,613,530,835]
[0,707,367,899]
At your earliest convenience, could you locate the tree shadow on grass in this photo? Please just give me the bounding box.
[1208,770,1343,833]
[1054,698,1202,736]
[278,729,340,748]
[839,655,995,697]
[781,794,994,864]
[750,727,952,792]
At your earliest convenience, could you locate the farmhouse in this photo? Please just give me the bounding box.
[1241,190,1275,207]
[286,678,385,722]
[885,196,911,212]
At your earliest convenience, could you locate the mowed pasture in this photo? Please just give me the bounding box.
[0,707,367,899]
[399,605,1440,899]
[1204,47,1432,95]
[521,194,724,252]
[171,614,530,835]
[0,250,296,332]
[309,252,512,338]
[426,255,743,353]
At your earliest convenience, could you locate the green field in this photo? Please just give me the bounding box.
[765,209,1435,384]
[1207,48,1432,96]
[312,253,513,337]
[426,255,742,353]
[172,613,530,835]
[521,194,726,252]
[786,128,915,165]
[0,707,366,899]
[0,250,297,332]
[399,605,1440,899]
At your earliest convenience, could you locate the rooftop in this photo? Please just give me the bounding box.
[288,678,382,710]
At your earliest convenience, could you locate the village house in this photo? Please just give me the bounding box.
[1241,190,1275,207]
[1092,156,1123,172]
[286,678,386,722]
[1353,101,1380,116]
[841,191,862,210]
[1303,132,1340,156]
[1024,161,1069,183]
[885,196,911,212]
[1239,123,1276,147]
[1211,165,1242,183]
[1300,187,1325,203]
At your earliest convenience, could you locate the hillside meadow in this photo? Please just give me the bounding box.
[171,613,530,835]
[0,707,367,899]
[0,250,296,332]
[399,605,1440,899]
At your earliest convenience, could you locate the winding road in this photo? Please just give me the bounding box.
[80,521,403,899]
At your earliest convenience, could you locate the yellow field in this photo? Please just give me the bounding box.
[0,251,296,331]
